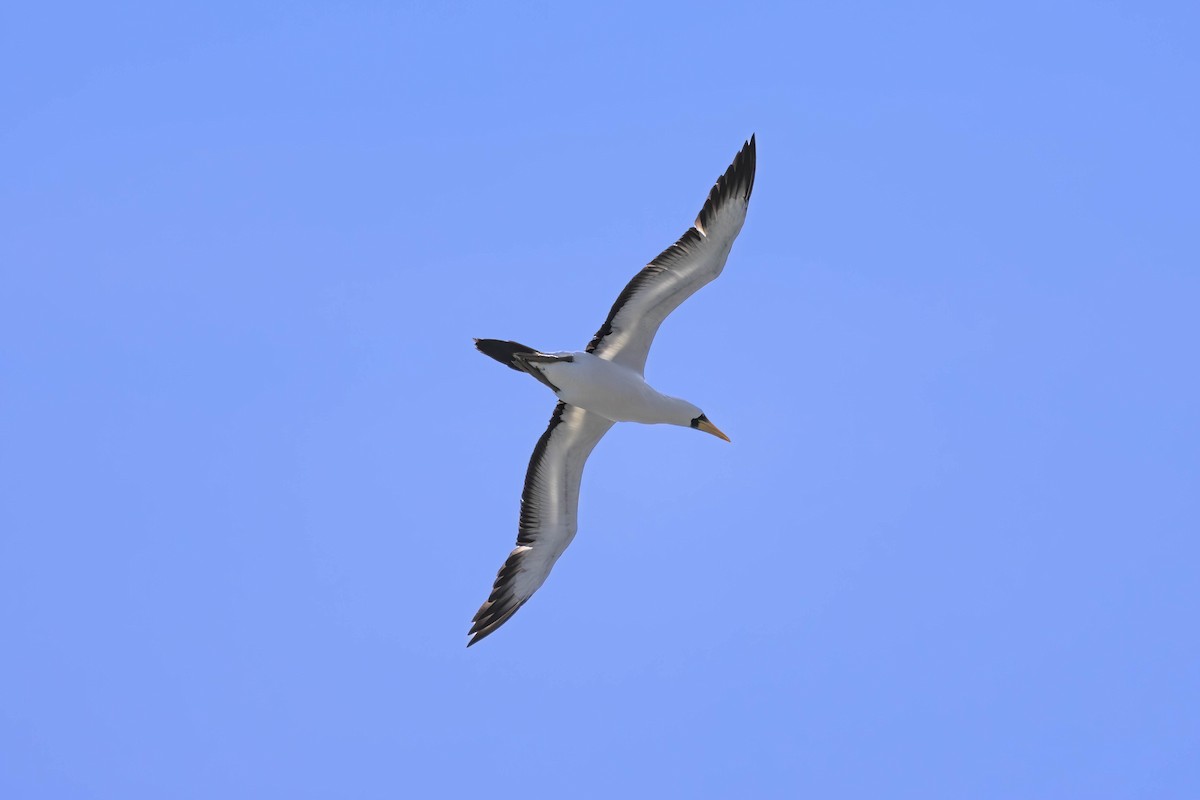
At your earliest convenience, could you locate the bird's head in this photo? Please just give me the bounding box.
[664,397,730,442]
[690,412,731,442]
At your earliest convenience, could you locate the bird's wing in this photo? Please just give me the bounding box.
[585,135,756,374]
[469,402,614,645]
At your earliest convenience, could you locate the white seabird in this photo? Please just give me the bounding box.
[469,136,756,645]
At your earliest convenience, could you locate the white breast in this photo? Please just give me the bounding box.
[537,352,682,424]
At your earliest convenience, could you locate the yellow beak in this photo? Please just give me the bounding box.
[696,417,731,442]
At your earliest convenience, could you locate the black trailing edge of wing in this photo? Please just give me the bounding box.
[516,402,568,545]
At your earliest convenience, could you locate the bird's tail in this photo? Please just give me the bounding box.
[475,338,571,393]
[473,338,540,372]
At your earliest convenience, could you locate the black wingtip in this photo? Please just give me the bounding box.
[467,595,529,647]
[735,134,757,202]
[694,135,757,232]
[466,624,509,648]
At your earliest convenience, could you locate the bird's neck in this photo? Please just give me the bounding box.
[640,389,700,427]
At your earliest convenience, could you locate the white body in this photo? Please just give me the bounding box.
[537,352,700,424]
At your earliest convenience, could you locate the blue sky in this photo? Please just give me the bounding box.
[2,1,1198,797]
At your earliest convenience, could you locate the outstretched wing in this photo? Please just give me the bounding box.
[468,402,614,645]
[586,135,756,374]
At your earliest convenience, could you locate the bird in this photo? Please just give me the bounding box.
[468,135,756,646]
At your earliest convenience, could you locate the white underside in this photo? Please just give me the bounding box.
[535,352,699,425]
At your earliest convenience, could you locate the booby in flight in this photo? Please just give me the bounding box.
[469,136,756,645]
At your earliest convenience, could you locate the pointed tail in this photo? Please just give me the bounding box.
[473,338,539,372]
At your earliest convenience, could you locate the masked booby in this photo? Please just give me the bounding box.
[469,135,756,645]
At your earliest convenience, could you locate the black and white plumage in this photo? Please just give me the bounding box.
[469,136,756,646]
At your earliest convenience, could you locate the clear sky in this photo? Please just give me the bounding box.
[2,1,1198,797]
